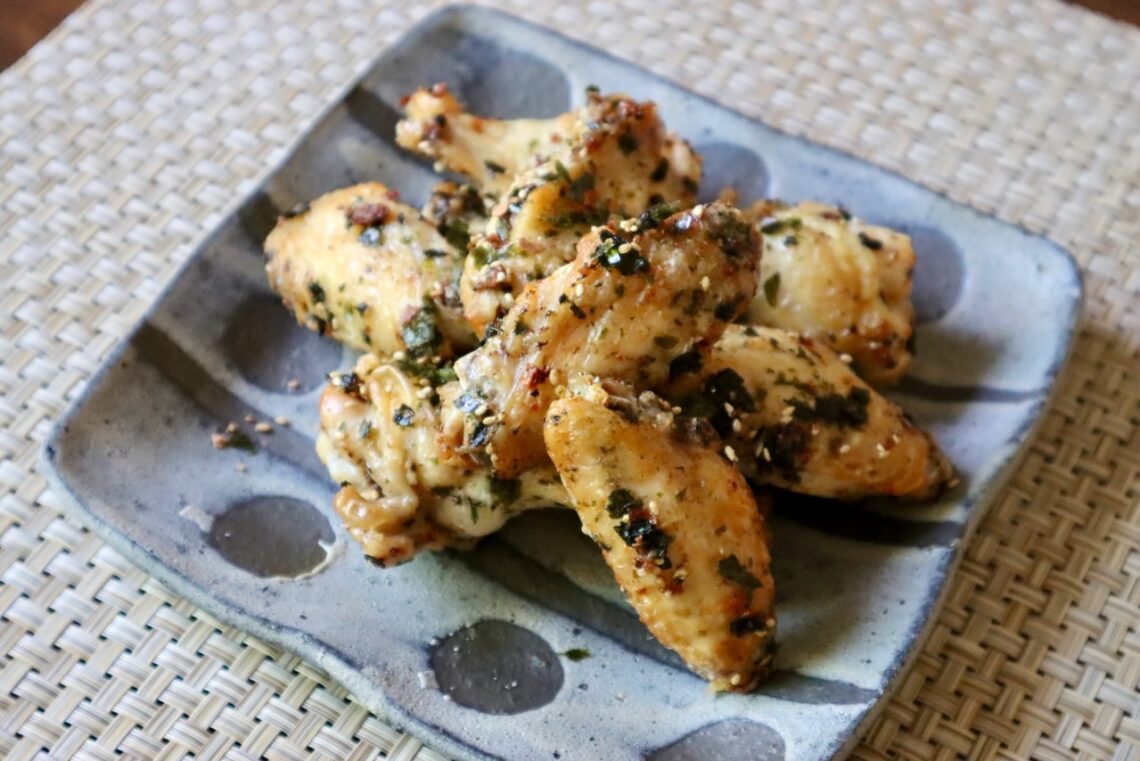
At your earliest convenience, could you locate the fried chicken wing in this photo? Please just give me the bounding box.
[396,84,580,199]
[264,183,476,358]
[448,202,761,478]
[670,325,953,500]
[400,87,701,336]
[317,354,569,566]
[744,201,915,386]
[545,377,777,691]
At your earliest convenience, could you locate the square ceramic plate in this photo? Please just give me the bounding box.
[42,6,1082,760]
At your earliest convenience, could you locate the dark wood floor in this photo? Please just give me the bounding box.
[2,0,1139,70]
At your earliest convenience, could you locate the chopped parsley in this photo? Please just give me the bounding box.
[594,230,649,275]
[392,404,415,427]
[718,555,763,592]
[401,301,442,358]
[560,648,591,661]
[606,488,642,518]
[763,273,781,307]
[668,350,703,378]
[791,387,871,428]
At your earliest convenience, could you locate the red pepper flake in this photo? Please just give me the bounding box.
[347,203,390,227]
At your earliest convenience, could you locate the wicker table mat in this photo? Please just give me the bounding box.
[1,0,1137,758]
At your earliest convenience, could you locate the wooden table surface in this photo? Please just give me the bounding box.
[2,0,1139,71]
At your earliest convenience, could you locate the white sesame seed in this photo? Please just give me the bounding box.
[502,292,514,305]
[274,415,290,426]
[474,404,488,416]
[700,275,710,291]
[724,445,738,462]
[732,419,743,433]
[617,243,632,254]
[393,350,407,361]
[729,673,742,686]
[838,353,853,364]
[482,415,497,425]
[838,443,852,454]
[575,283,585,298]
[761,447,772,462]
[254,422,273,433]
[416,386,434,399]
[876,443,889,459]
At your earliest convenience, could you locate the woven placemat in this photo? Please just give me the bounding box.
[1,0,1137,758]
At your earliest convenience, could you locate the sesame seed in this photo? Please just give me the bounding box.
[474,404,488,416]
[700,275,710,291]
[481,415,497,425]
[839,353,853,364]
[761,447,772,462]
[876,443,889,459]
[416,386,434,399]
[225,422,238,434]
[729,673,742,686]
[617,243,632,254]
[254,422,273,433]
[244,414,255,423]
[286,378,301,391]
[724,445,738,462]
[732,419,743,433]
[393,350,407,361]
[575,283,585,298]
[274,416,290,426]
[838,443,852,454]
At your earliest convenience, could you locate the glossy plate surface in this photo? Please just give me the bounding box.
[43,7,1082,760]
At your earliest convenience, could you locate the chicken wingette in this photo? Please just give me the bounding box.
[446,202,761,479]
[317,354,569,566]
[669,325,954,500]
[545,376,777,691]
[744,201,916,386]
[264,182,477,358]
[398,85,701,336]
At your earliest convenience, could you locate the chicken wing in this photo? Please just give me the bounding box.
[397,87,701,336]
[744,201,915,386]
[264,183,476,358]
[317,354,569,566]
[447,202,761,479]
[670,325,954,500]
[545,376,777,691]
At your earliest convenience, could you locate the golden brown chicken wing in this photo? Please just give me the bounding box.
[744,201,915,386]
[446,202,761,479]
[317,354,569,566]
[670,325,953,500]
[264,182,476,358]
[398,86,701,336]
[545,376,777,691]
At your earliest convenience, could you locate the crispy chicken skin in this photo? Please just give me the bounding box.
[446,202,761,479]
[670,325,954,500]
[398,86,701,336]
[545,377,777,691]
[744,201,915,386]
[317,354,569,566]
[264,183,476,358]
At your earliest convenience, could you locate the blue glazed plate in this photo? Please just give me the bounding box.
[42,6,1081,760]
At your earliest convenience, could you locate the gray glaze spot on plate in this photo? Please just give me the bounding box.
[647,718,786,761]
[905,226,964,324]
[695,142,770,204]
[222,295,342,392]
[431,620,564,714]
[450,34,569,117]
[209,496,334,577]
